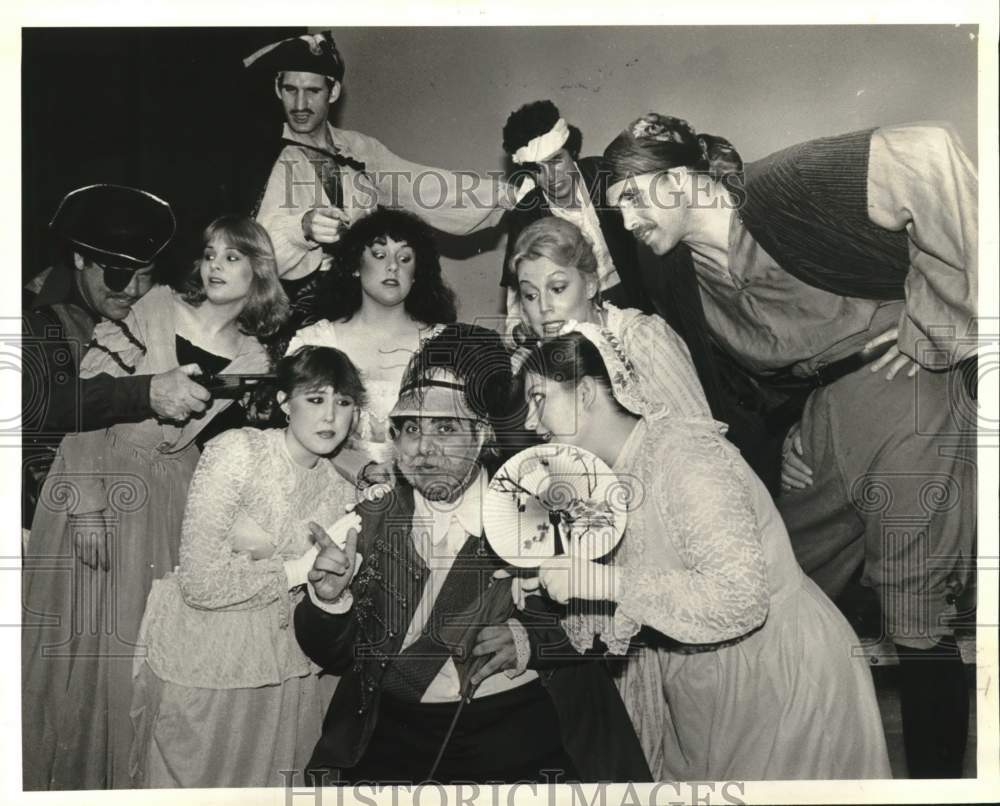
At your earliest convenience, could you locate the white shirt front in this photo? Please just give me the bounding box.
[407,470,538,703]
[308,469,537,703]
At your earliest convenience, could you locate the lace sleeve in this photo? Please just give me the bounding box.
[177,429,287,612]
[616,432,769,645]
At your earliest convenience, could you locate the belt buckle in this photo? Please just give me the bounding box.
[810,365,830,388]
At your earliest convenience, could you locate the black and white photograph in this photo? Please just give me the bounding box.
[2,3,997,804]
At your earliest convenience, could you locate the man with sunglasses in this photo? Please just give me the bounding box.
[22,184,210,526]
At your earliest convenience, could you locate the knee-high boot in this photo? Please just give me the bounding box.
[895,637,970,778]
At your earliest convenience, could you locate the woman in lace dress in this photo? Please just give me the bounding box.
[129,346,367,787]
[21,216,286,790]
[509,217,722,433]
[516,331,891,781]
[287,208,457,487]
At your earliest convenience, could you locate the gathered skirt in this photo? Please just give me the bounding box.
[618,574,892,781]
[21,431,198,790]
[130,662,338,788]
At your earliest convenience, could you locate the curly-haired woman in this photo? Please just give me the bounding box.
[286,207,458,487]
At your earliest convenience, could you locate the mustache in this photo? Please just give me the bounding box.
[398,458,475,477]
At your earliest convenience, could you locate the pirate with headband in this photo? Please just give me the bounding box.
[500,100,650,341]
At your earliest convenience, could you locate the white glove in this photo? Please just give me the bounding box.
[284,544,320,589]
[326,511,363,550]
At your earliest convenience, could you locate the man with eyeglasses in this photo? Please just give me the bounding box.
[294,322,649,784]
[21,184,211,526]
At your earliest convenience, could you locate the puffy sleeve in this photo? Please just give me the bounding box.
[867,123,978,367]
[285,319,339,356]
[176,429,289,616]
[620,311,715,422]
[255,145,326,278]
[615,432,770,645]
[357,132,512,236]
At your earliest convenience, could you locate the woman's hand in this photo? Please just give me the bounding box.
[70,512,111,571]
[865,326,920,381]
[510,556,620,605]
[780,421,813,492]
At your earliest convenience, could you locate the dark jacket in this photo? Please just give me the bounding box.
[23,264,154,437]
[22,264,154,525]
[501,156,651,314]
[294,478,651,782]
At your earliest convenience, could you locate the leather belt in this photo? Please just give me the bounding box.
[766,339,896,392]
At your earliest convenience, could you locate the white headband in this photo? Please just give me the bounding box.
[512,118,570,165]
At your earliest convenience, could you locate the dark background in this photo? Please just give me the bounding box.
[22,27,305,285]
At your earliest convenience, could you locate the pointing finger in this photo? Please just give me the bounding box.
[308,522,335,550]
[343,527,359,563]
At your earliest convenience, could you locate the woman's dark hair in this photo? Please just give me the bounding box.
[522,332,633,418]
[277,344,367,408]
[181,214,290,338]
[603,113,743,191]
[324,208,457,325]
[502,100,583,162]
